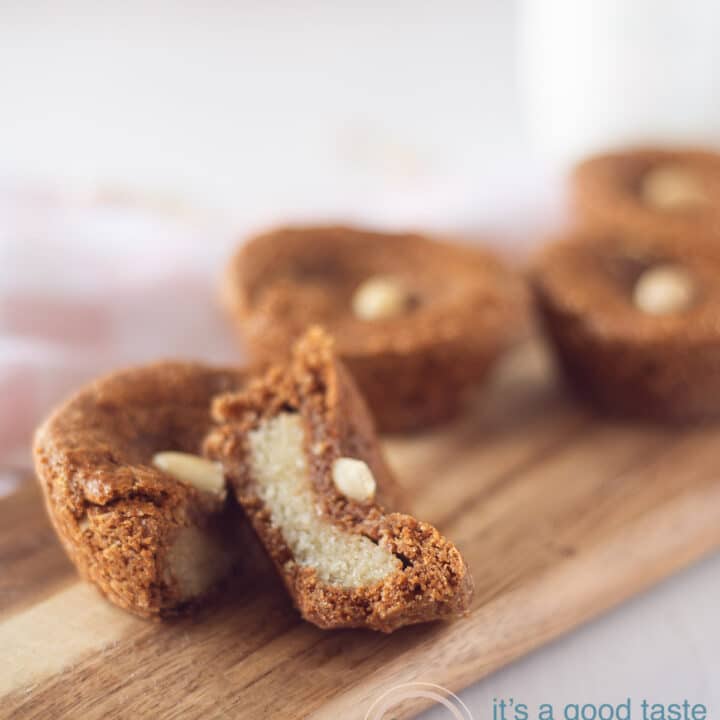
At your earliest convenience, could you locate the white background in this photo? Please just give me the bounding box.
[1,2,718,717]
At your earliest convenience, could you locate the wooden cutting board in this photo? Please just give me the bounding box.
[4,339,720,720]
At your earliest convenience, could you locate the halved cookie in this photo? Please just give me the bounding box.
[203,327,474,632]
[33,362,247,618]
[223,225,526,433]
[573,147,720,239]
[533,230,720,421]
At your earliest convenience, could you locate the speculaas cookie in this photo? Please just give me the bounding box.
[33,362,246,617]
[204,327,473,632]
[573,147,720,239]
[222,225,526,433]
[533,229,720,421]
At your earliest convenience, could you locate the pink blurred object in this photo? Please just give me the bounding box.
[0,186,242,484]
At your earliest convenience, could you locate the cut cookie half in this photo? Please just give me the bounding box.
[33,362,247,618]
[204,327,474,632]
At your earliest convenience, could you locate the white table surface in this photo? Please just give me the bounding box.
[1,3,717,717]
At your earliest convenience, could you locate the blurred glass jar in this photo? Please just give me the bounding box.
[518,0,720,165]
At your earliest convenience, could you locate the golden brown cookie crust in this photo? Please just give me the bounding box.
[223,225,527,433]
[204,327,474,632]
[33,361,247,618]
[573,147,720,238]
[533,230,720,421]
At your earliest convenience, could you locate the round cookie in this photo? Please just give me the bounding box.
[533,230,720,422]
[223,225,526,433]
[573,147,720,239]
[33,362,247,618]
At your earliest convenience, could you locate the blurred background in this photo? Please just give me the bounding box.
[3,0,529,228]
[4,0,720,227]
[2,0,720,715]
[4,0,720,460]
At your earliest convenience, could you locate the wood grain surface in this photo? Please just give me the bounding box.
[4,340,720,720]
